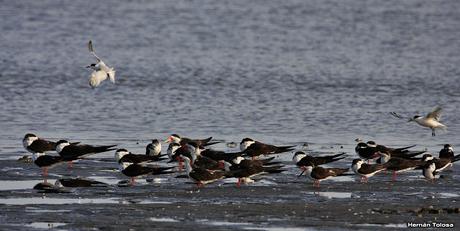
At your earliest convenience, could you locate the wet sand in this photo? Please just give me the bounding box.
[0,154,459,230]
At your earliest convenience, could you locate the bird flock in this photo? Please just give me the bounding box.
[18,40,455,191]
[22,131,459,191]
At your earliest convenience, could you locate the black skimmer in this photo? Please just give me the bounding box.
[33,182,69,193]
[182,156,230,187]
[23,133,56,154]
[355,142,424,162]
[32,153,64,179]
[115,149,166,164]
[56,140,116,167]
[86,40,115,88]
[390,106,447,136]
[167,142,192,171]
[186,143,225,170]
[300,163,348,187]
[378,153,424,181]
[146,139,162,157]
[119,162,174,185]
[165,134,219,146]
[201,149,244,162]
[422,161,438,182]
[439,144,455,159]
[228,156,284,187]
[366,141,425,158]
[293,151,346,169]
[240,138,295,159]
[55,178,108,187]
[351,159,386,183]
[421,153,460,172]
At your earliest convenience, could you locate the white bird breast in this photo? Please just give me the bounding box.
[89,70,108,88]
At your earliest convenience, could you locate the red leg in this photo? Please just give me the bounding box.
[313,180,320,188]
[177,157,183,172]
[130,177,135,186]
[236,178,241,188]
[392,171,397,181]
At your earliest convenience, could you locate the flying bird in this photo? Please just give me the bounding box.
[390,106,447,136]
[86,40,116,88]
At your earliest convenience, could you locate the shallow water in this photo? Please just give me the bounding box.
[1,0,460,230]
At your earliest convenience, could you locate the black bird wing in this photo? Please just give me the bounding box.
[60,144,116,160]
[194,156,221,170]
[439,149,454,159]
[29,139,56,153]
[119,154,155,164]
[311,167,335,179]
[34,155,63,167]
[201,149,243,162]
[358,163,386,174]
[58,178,108,187]
[245,141,295,157]
[189,168,226,182]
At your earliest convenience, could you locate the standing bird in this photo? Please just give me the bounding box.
[115,149,166,164]
[164,134,219,147]
[355,142,424,162]
[300,163,348,187]
[182,156,230,187]
[378,153,424,181]
[422,161,438,182]
[293,151,346,170]
[439,144,454,159]
[32,152,64,180]
[23,133,57,154]
[240,138,295,160]
[118,161,174,185]
[86,40,116,88]
[227,156,284,187]
[421,154,460,172]
[351,159,386,183]
[146,139,162,157]
[390,106,447,136]
[56,140,116,167]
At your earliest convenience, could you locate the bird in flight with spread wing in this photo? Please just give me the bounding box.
[390,106,446,136]
[86,40,116,88]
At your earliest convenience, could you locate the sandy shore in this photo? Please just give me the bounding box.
[0,157,459,230]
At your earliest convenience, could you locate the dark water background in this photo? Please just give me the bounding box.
[1,0,460,155]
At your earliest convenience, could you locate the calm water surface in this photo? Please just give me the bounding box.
[1,0,460,157]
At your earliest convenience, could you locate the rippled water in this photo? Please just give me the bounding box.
[1,1,460,155]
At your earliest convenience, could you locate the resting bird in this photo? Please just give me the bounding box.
[118,161,174,185]
[439,144,454,159]
[240,138,295,159]
[293,151,346,169]
[299,163,348,187]
[182,156,231,187]
[351,159,386,183]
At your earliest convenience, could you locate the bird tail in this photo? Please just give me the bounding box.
[273,145,296,154]
[332,168,349,176]
[452,154,460,163]
[400,151,426,158]
[394,145,416,151]
[95,145,117,153]
[262,165,285,174]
